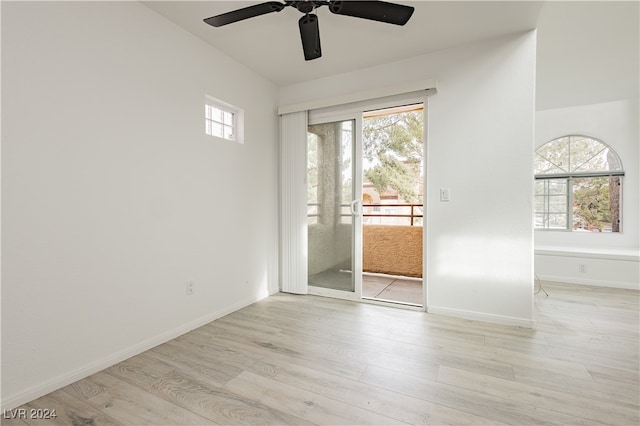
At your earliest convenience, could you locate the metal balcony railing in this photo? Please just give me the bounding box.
[363,203,423,226]
[308,203,423,226]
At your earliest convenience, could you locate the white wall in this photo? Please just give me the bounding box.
[279,31,537,326]
[1,1,278,408]
[534,99,640,289]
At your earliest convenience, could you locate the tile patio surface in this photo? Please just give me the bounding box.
[308,270,424,306]
[363,274,423,306]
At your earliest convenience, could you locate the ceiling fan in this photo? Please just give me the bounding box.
[203,1,415,61]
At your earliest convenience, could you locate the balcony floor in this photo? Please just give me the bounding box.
[363,273,423,306]
[309,270,423,307]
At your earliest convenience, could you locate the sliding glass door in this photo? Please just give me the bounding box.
[307,118,362,297]
[304,94,427,306]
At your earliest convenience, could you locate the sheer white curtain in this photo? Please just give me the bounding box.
[279,111,308,294]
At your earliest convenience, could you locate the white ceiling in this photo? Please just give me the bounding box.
[142,1,639,109]
[143,1,543,86]
[535,1,639,110]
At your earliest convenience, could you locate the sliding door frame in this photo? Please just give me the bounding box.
[306,92,430,309]
[307,111,363,301]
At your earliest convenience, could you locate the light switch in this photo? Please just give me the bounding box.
[440,188,450,202]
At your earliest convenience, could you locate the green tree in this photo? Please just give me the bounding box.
[363,110,423,203]
[573,177,611,231]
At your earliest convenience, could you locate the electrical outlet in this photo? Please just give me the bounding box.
[578,264,587,273]
[186,281,194,295]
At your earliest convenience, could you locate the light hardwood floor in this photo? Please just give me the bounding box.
[3,282,639,425]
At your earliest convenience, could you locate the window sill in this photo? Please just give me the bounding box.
[535,246,640,262]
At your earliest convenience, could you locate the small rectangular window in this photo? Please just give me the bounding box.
[205,96,244,144]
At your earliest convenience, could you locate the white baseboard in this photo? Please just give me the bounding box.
[536,274,640,291]
[1,291,271,411]
[427,305,534,328]
[534,249,639,291]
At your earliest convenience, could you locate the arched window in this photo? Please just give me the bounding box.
[534,135,624,232]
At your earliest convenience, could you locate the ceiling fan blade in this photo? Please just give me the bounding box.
[204,1,286,27]
[299,14,322,61]
[329,1,414,26]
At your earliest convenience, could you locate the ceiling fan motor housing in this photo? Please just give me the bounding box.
[292,1,320,14]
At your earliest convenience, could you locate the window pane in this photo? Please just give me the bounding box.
[536,135,623,175]
[223,125,233,140]
[307,132,319,224]
[609,176,621,232]
[535,154,565,174]
[572,177,619,232]
[223,111,233,125]
[572,146,623,173]
[213,107,223,123]
[205,105,212,119]
[534,178,568,229]
[549,214,567,229]
[340,121,353,211]
[535,137,569,174]
[548,179,567,195]
[570,136,606,172]
[548,195,567,213]
[212,122,223,138]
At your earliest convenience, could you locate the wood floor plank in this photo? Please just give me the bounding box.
[210,304,516,383]
[359,364,606,426]
[63,371,214,425]
[224,370,406,425]
[6,281,638,425]
[197,321,370,381]
[106,352,311,425]
[23,390,123,426]
[146,340,246,387]
[484,333,639,372]
[437,365,639,425]
[247,358,503,425]
[173,331,262,371]
[0,417,31,426]
[511,364,640,407]
[585,363,640,389]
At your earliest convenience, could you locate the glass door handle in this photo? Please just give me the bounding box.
[350,200,362,216]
